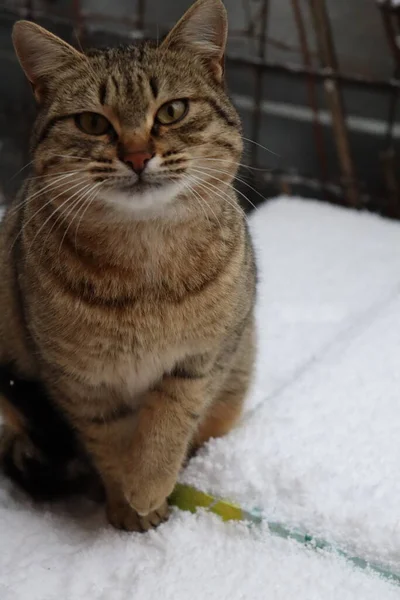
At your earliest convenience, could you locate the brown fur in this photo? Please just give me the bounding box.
[0,0,256,530]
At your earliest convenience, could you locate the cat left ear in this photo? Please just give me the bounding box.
[161,0,228,83]
[12,21,86,103]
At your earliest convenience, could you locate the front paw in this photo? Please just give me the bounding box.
[107,498,170,532]
[125,475,176,517]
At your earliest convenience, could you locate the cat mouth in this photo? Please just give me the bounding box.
[117,179,164,195]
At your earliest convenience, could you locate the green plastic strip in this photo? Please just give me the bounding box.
[169,483,400,586]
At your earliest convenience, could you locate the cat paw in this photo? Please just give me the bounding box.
[0,428,38,470]
[126,477,176,517]
[107,498,170,532]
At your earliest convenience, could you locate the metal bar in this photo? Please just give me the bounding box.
[380,0,400,15]
[308,0,359,207]
[250,0,270,167]
[291,0,328,186]
[227,55,400,92]
[379,3,400,65]
[378,2,400,216]
[1,5,399,92]
[380,147,399,217]
[258,170,392,216]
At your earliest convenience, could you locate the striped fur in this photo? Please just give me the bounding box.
[0,0,256,531]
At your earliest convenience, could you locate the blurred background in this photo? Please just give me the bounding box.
[0,0,399,217]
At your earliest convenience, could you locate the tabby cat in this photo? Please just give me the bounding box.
[0,0,256,531]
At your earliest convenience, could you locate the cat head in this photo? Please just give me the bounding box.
[12,0,242,219]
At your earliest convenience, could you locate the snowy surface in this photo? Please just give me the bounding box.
[185,198,400,568]
[1,196,400,598]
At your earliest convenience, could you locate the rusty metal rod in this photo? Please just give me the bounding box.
[291,0,328,186]
[250,0,270,167]
[308,0,359,208]
[227,55,400,92]
[379,1,400,14]
[2,5,400,92]
[378,2,400,215]
[379,3,400,65]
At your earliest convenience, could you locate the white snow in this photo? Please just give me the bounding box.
[1,196,400,598]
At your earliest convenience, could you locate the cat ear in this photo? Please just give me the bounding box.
[161,0,228,82]
[12,21,86,102]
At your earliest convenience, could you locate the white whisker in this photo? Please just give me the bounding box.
[57,184,98,258]
[40,183,95,259]
[27,182,93,255]
[9,159,35,182]
[9,178,86,255]
[180,175,221,229]
[191,166,261,209]
[241,136,280,157]
[186,174,247,221]
[73,183,104,251]
[7,171,81,219]
[189,156,271,172]
[188,169,256,213]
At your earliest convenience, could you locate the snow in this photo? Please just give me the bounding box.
[1,196,400,598]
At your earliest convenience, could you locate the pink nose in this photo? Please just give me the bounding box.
[123,151,153,174]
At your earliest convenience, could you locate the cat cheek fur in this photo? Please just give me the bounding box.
[0,0,256,531]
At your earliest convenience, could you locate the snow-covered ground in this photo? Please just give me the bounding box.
[1,196,400,599]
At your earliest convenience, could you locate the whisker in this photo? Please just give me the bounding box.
[73,183,104,251]
[40,183,94,259]
[18,176,85,227]
[50,154,94,161]
[9,159,35,182]
[39,192,86,264]
[189,156,271,173]
[241,136,280,158]
[7,172,81,219]
[9,182,84,255]
[10,178,86,254]
[191,166,262,208]
[186,174,247,221]
[189,182,224,230]
[25,169,85,182]
[58,184,101,257]
[27,182,92,255]
[189,169,257,212]
[180,176,217,227]
[182,140,277,169]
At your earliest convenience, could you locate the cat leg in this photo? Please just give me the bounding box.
[190,388,245,451]
[72,376,207,529]
[191,323,255,451]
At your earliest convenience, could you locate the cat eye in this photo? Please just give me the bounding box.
[75,112,112,136]
[155,100,188,125]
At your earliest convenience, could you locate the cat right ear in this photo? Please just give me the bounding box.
[12,21,86,103]
[161,0,228,83]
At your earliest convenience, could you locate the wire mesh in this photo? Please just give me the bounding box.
[0,0,399,217]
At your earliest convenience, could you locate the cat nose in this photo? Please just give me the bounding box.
[123,151,154,174]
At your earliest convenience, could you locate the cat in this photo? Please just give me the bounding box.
[0,0,256,531]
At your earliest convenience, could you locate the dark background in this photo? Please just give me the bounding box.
[0,0,399,216]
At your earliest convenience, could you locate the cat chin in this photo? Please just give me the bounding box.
[99,180,185,220]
